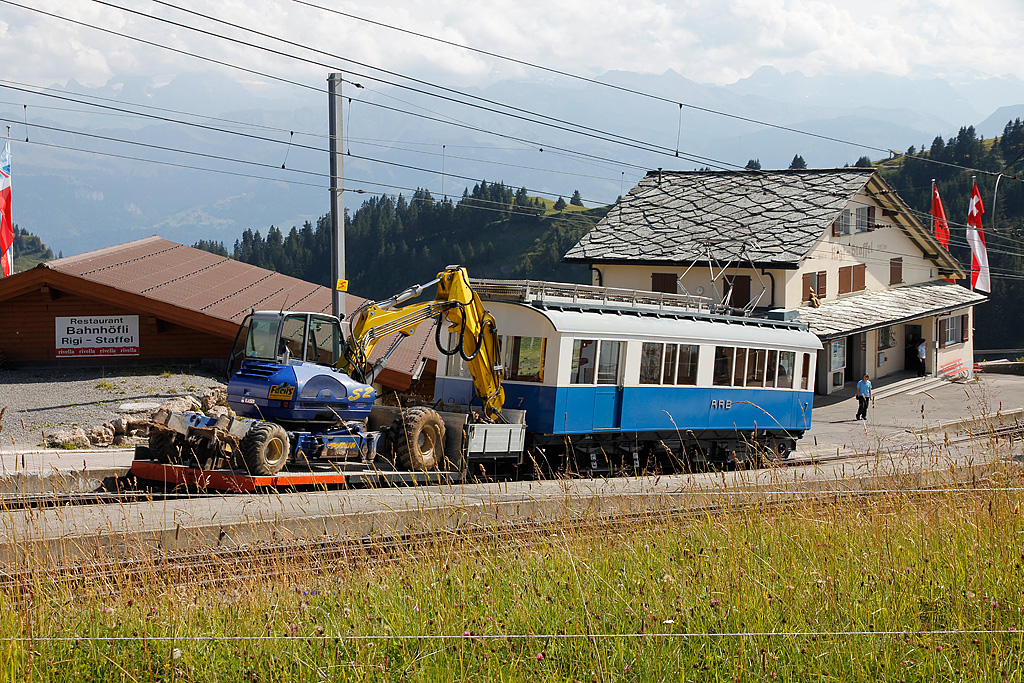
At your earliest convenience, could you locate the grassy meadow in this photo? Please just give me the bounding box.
[0,470,1022,681]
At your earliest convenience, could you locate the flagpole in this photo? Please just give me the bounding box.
[931,178,936,233]
[992,173,1002,235]
[970,175,976,293]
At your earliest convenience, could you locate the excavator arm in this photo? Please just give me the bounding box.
[339,267,505,420]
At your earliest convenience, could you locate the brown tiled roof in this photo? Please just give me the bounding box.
[43,236,436,382]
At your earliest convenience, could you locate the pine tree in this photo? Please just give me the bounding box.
[570,190,584,206]
[554,197,567,211]
[745,159,761,170]
[788,154,807,170]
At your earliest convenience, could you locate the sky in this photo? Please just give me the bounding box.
[1,0,1022,95]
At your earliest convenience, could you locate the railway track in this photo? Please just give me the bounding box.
[1,419,1015,509]
[0,482,1013,592]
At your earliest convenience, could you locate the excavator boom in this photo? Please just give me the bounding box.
[340,266,505,419]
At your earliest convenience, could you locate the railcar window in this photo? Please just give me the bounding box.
[662,344,678,384]
[677,344,699,385]
[639,342,663,384]
[746,348,767,387]
[777,351,795,389]
[597,341,622,385]
[733,348,747,386]
[801,353,811,390]
[504,336,546,382]
[571,339,597,384]
[713,347,734,386]
[765,350,779,388]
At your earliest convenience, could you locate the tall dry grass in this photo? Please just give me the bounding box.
[0,467,1021,681]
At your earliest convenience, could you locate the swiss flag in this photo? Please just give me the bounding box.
[966,181,990,293]
[931,185,955,282]
[931,185,950,248]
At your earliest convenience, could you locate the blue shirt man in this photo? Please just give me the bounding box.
[855,374,872,420]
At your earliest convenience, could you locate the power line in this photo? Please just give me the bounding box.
[129,0,728,164]
[291,0,897,157]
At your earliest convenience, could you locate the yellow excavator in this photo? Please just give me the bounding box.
[151,266,509,477]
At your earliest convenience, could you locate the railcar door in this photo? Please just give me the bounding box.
[592,340,623,430]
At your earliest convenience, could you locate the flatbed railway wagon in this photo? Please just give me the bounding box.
[439,280,822,474]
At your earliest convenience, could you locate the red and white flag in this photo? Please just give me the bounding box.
[0,142,12,277]
[966,181,990,293]
[930,183,950,248]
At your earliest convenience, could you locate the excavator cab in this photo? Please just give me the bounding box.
[228,312,345,379]
[226,311,374,427]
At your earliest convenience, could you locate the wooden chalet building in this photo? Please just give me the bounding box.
[564,169,986,394]
[0,237,437,394]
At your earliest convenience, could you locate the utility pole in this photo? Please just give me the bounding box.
[328,72,346,319]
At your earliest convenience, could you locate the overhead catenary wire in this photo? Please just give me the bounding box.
[125,0,737,165]
[7,0,1021,197]
[13,97,1019,271]
[291,0,901,158]
[4,0,1023,281]
[5,0,1021,206]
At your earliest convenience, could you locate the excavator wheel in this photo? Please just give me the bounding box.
[239,421,291,476]
[393,406,446,470]
[149,429,182,464]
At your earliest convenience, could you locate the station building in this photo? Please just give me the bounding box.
[0,236,437,394]
[564,169,987,394]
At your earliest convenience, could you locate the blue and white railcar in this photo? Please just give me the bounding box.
[436,282,821,471]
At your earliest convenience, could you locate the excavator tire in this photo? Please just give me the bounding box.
[149,430,182,464]
[393,406,446,470]
[239,421,290,476]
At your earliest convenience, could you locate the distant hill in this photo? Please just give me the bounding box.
[195,183,603,300]
[11,227,54,272]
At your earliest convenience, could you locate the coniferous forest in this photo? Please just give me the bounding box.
[879,120,1024,350]
[195,182,604,301]
[0,120,1003,352]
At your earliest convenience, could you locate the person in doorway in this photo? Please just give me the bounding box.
[917,339,927,377]
[856,373,872,420]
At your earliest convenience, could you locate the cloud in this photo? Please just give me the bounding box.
[0,0,1020,95]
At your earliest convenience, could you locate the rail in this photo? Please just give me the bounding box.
[470,278,717,314]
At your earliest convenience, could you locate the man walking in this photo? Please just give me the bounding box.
[856,373,872,420]
[917,339,927,377]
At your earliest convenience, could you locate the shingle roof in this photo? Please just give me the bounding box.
[564,169,876,266]
[41,236,435,381]
[794,280,986,339]
[49,237,329,324]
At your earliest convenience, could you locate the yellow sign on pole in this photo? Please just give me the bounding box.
[336,279,348,292]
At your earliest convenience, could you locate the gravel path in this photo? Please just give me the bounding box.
[0,366,225,450]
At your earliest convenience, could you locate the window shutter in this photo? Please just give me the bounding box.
[867,206,876,229]
[853,264,866,291]
[802,273,812,302]
[889,258,903,285]
[817,271,827,298]
[961,314,970,343]
[832,218,840,237]
[839,266,852,294]
[651,273,677,294]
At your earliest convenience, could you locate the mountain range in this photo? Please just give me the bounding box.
[3,66,1023,258]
